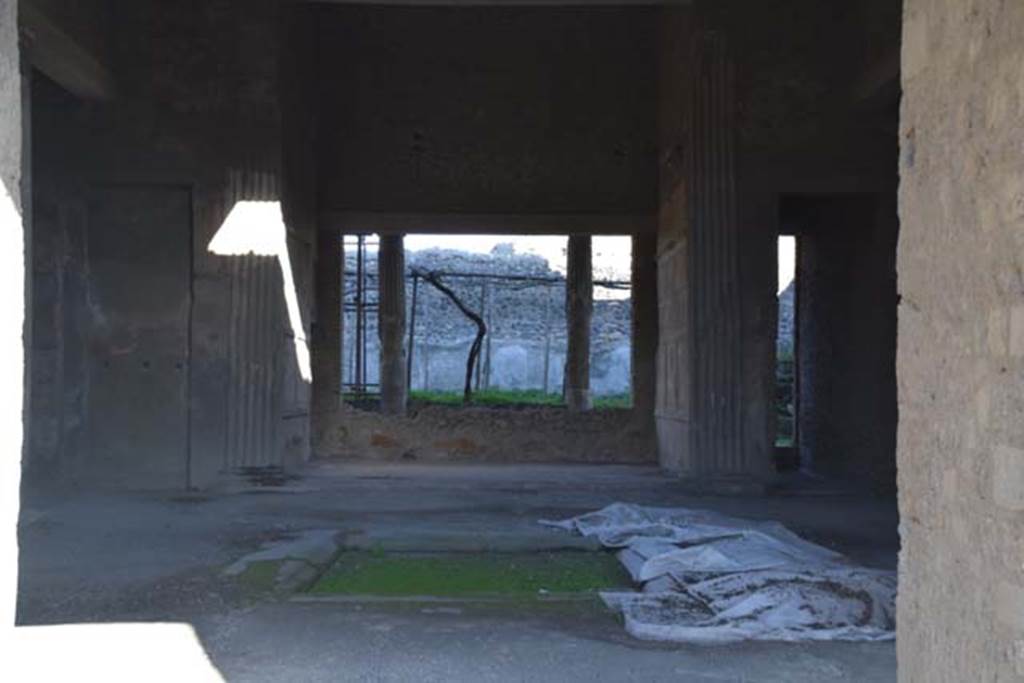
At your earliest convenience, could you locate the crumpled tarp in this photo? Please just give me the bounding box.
[540,503,896,644]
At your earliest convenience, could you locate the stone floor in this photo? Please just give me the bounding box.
[16,462,899,681]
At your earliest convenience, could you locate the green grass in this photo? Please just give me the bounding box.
[409,389,632,409]
[308,551,631,597]
[411,388,562,406]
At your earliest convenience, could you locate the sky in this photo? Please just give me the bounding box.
[778,236,796,294]
[208,201,311,380]
[403,234,632,280]
[406,234,797,294]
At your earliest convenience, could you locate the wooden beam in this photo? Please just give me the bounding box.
[19,2,114,101]
[319,211,656,236]
[304,1,682,6]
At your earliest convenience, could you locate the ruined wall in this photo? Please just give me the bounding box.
[346,248,633,396]
[898,0,1024,679]
[316,5,658,215]
[319,403,655,465]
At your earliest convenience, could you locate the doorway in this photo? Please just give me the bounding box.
[779,194,898,488]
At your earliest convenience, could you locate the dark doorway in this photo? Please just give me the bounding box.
[774,235,798,470]
[780,195,898,490]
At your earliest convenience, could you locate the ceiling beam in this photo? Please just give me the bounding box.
[320,211,656,236]
[301,1,686,6]
[19,2,114,101]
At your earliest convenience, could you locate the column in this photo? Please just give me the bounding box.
[681,32,766,485]
[564,234,592,412]
[311,227,342,416]
[377,234,407,415]
[631,232,658,426]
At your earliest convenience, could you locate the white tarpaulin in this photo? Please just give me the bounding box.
[540,503,896,644]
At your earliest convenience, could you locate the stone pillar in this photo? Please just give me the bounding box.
[631,232,657,426]
[655,29,769,491]
[378,234,407,415]
[686,32,756,485]
[564,234,592,412]
[689,33,739,479]
[311,228,342,417]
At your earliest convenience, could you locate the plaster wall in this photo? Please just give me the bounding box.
[82,185,192,490]
[898,0,1024,679]
[23,0,315,490]
[316,5,658,215]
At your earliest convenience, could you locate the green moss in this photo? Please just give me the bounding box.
[409,389,563,407]
[237,560,281,593]
[308,551,630,597]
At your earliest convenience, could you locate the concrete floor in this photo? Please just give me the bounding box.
[17,462,898,681]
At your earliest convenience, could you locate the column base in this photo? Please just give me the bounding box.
[565,388,592,412]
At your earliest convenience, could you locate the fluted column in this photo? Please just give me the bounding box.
[378,234,407,415]
[565,234,592,412]
[682,32,765,485]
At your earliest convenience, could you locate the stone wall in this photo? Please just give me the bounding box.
[318,403,655,465]
[316,4,658,215]
[898,0,1024,679]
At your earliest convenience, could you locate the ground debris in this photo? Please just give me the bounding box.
[541,503,896,643]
